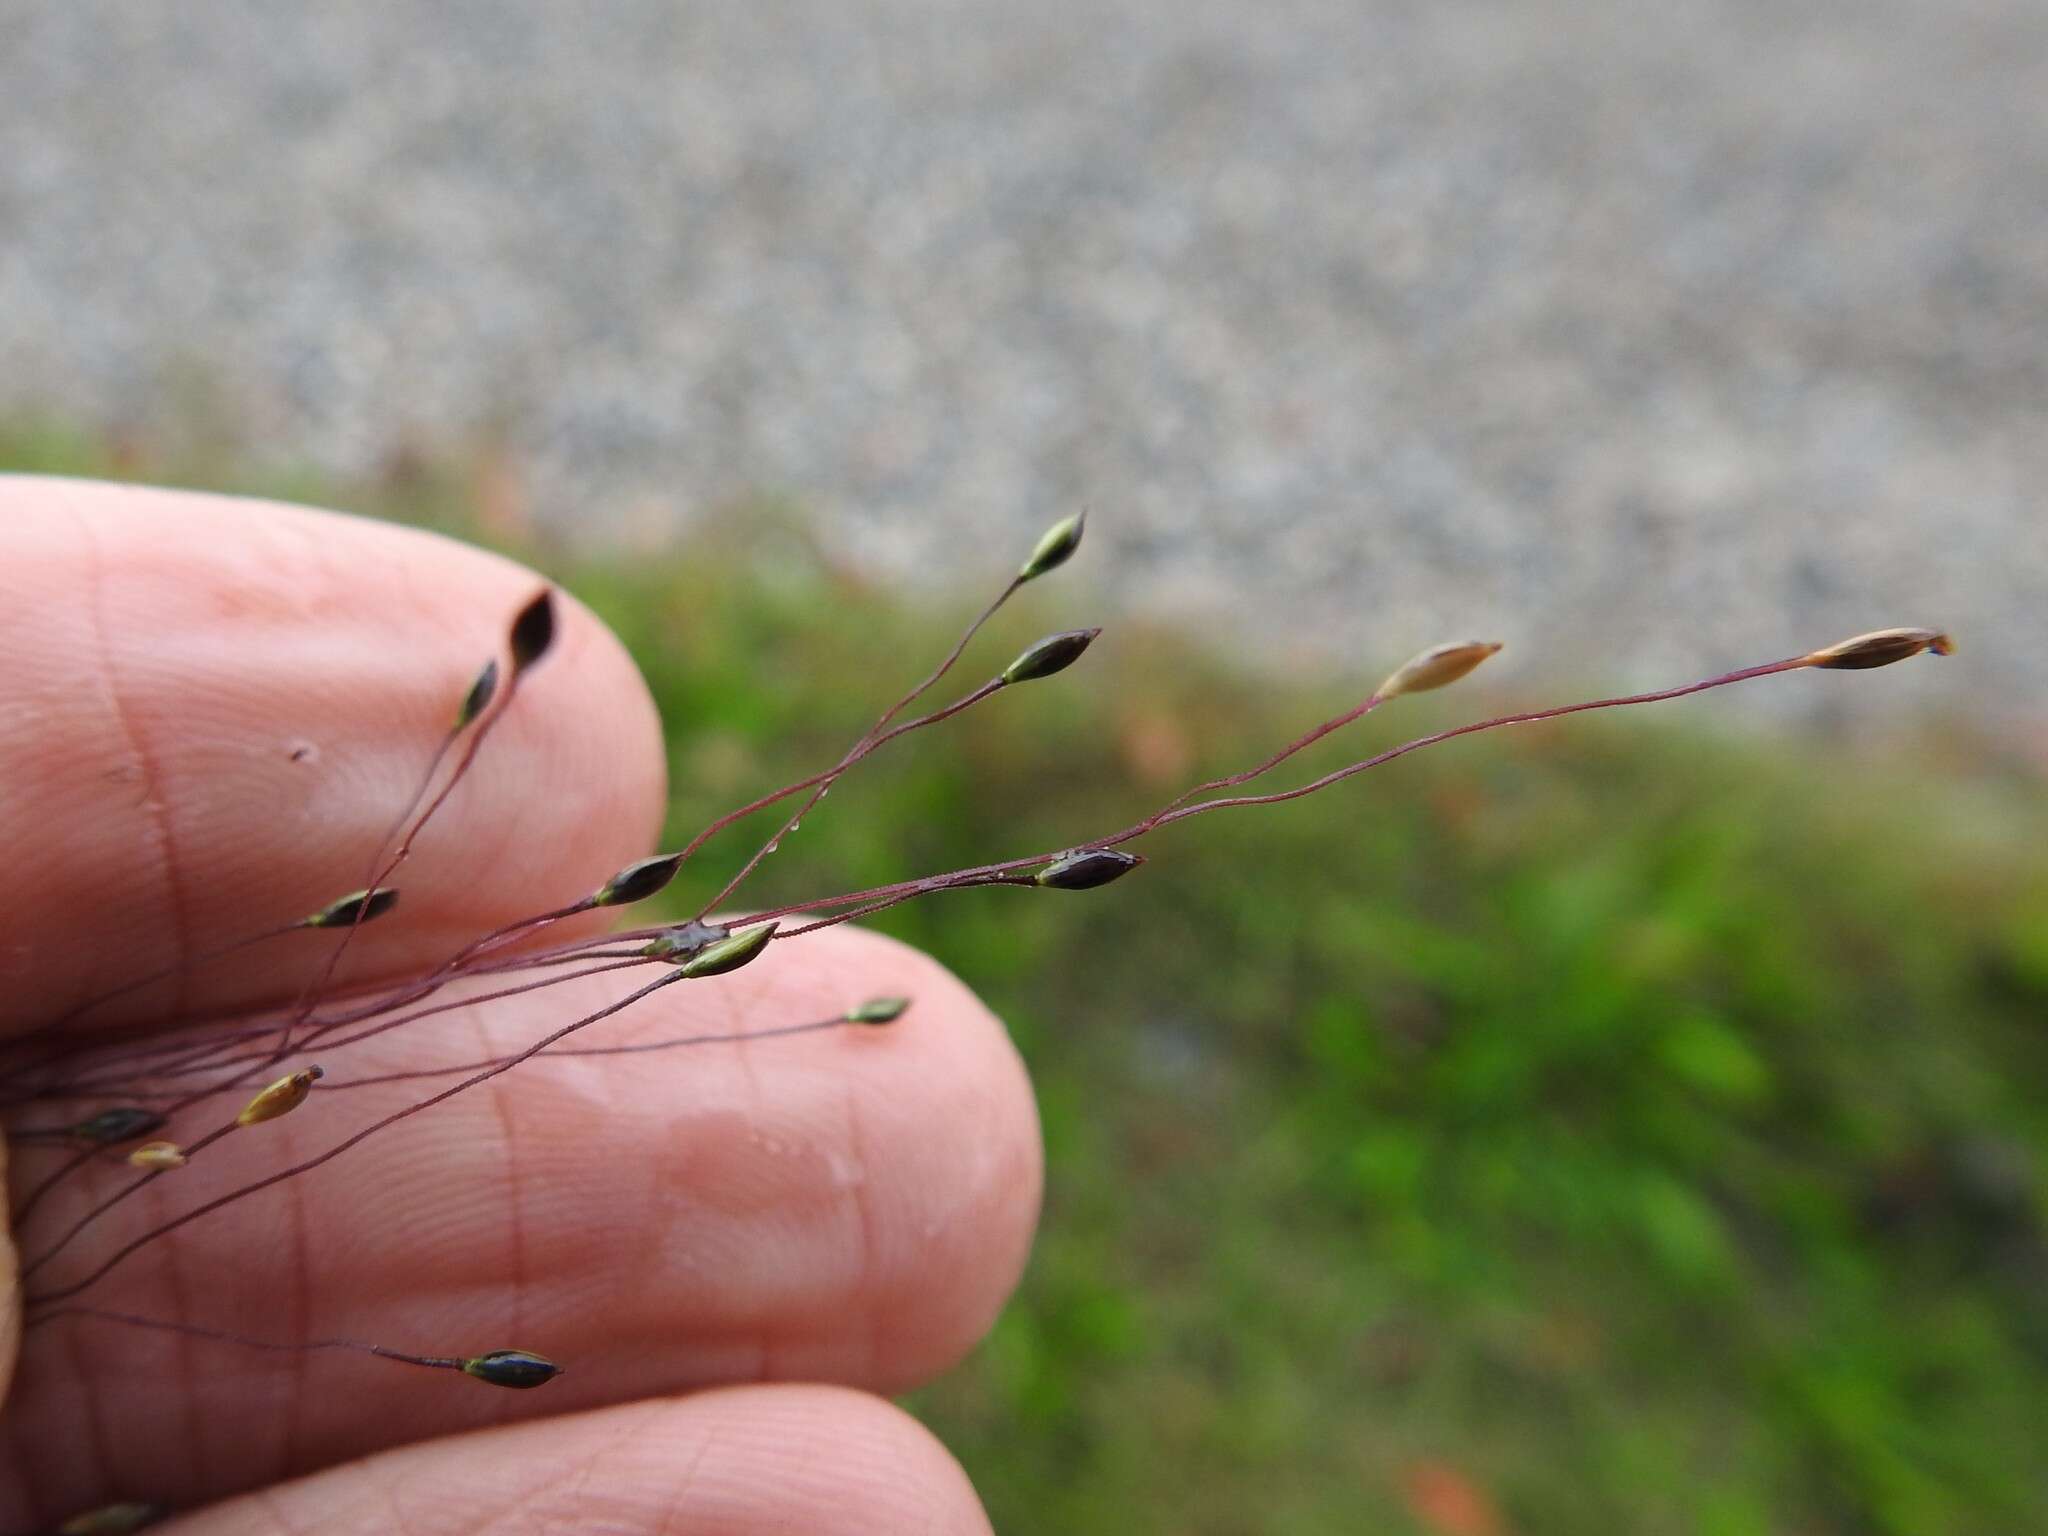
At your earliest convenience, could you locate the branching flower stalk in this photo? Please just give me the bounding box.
[1,510,1950,1426]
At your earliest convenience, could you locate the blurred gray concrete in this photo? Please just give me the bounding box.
[2,0,2043,730]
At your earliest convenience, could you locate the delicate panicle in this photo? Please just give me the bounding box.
[7,494,1956,1407]
[1803,627,1955,670]
[1002,628,1101,686]
[70,1107,167,1145]
[460,1349,562,1389]
[302,887,400,930]
[456,656,501,729]
[847,996,912,1025]
[1377,641,1503,699]
[236,1066,325,1127]
[594,851,686,907]
[1019,510,1086,581]
[1035,847,1143,890]
[509,588,558,674]
[676,922,779,978]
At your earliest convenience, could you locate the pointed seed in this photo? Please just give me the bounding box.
[456,656,501,729]
[1376,641,1503,699]
[460,1349,562,1389]
[1803,627,1955,670]
[1019,510,1086,581]
[126,1141,188,1171]
[301,887,399,929]
[677,922,778,978]
[594,852,686,908]
[1001,628,1100,686]
[846,996,912,1025]
[1034,848,1143,890]
[236,1066,324,1127]
[509,589,557,675]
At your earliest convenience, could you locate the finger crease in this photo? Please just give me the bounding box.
[75,507,194,1020]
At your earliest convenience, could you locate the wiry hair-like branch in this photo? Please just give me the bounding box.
[2,508,1949,1461]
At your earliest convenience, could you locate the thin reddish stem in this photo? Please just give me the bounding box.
[25,971,684,1307]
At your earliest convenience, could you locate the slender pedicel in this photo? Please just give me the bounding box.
[689,512,1094,918]
[33,1305,561,1389]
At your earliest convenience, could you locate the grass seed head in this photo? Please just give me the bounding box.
[676,922,779,977]
[847,996,913,1025]
[1803,627,1955,670]
[1377,641,1504,699]
[455,656,501,728]
[593,851,686,907]
[1019,509,1086,582]
[301,887,400,929]
[1035,847,1143,890]
[1002,628,1101,686]
[509,588,558,674]
[460,1349,562,1389]
[236,1066,325,1127]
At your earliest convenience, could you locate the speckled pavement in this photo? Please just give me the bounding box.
[3,0,2041,729]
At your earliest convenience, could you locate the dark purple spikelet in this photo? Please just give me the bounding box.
[1034,847,1142,890]
[593,851,686,907]
[456,656,501,728]
[1002,628,1101,686]
[508,588,558,674]
[459,1349,562,1389]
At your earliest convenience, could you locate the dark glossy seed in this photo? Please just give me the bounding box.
[594,852,685,907]
[1033,848,1142,890]
[456,656,501,728]
[509,589,557,674]
[303,887,399,929]
[460,1349,562,1389]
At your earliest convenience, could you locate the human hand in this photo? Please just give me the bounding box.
[0,479,1040,1535]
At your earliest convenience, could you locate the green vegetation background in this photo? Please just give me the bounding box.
[8,429,2046,1536]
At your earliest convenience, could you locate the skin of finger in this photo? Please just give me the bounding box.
[0,1138,16,1417]
[0,476,668,1034]
[149,1385,993,1536]
[3,926,1043,1523]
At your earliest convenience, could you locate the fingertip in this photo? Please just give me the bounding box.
[791,928,1044,1388]
[649,921,1044,1388]
[0,477,669,1029]
[150,1387,992,1536]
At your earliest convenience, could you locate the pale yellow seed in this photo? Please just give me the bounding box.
[1377,641,1503,699]
[126,1140,187,1171]
[236,1066,325,1127]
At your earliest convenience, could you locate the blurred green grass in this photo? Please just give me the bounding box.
[8,423,2047,1535]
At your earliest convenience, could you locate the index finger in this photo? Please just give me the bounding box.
[0,477,668,1033]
